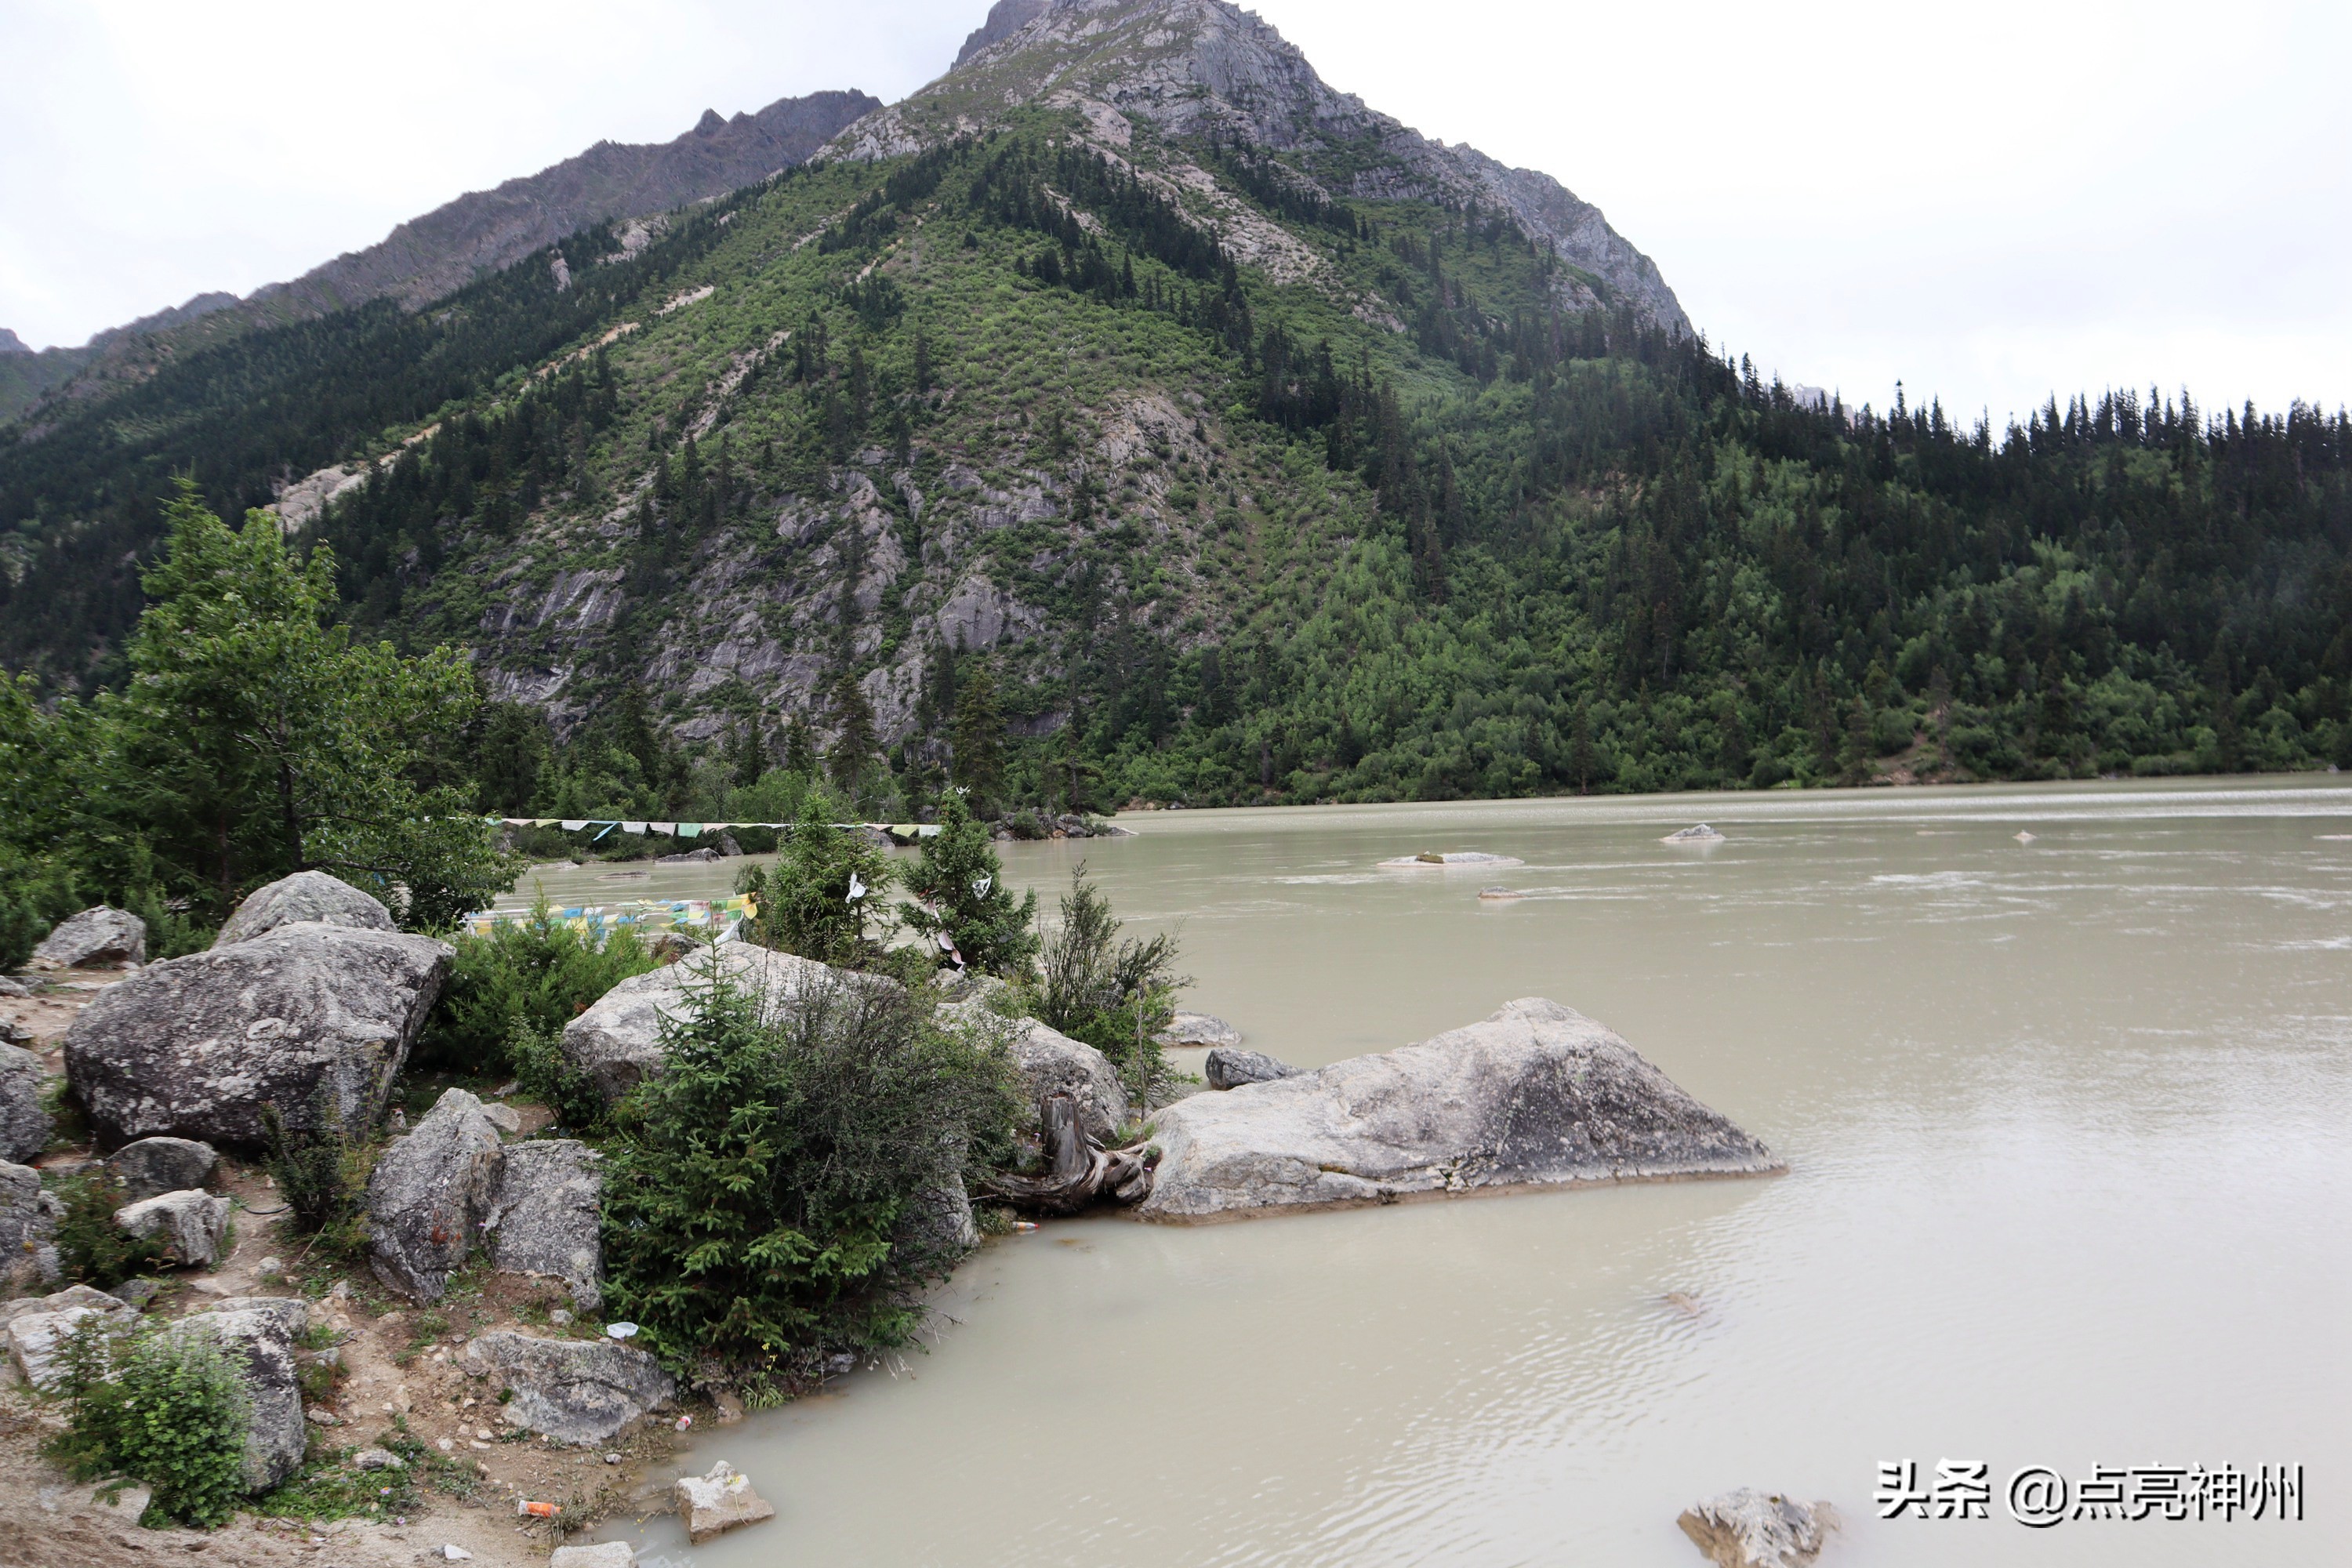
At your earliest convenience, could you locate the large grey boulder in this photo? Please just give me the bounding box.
[561,944,845,1102]
[115,1189,231,1268]
[460,1330,675,1442]
[1678,1490,1835,1567]
[0,1158,61,1290]
[1138,998,1780,1221]
[1204,1047,1301,1090]
[29,905,146,970]
[63,920,452,1149]
[176,1296,309,1490]
[107,1135,219,1201]
[7,1298,136,1390]
[488,1139,603,1309]
[891,1173,982,1261]
[365,1088,504,1301]
[214,869,395,947]
[937,1000,1128,1144]
[0,1042,49,1162]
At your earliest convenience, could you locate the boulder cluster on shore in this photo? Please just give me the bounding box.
[4,868,1788,1564]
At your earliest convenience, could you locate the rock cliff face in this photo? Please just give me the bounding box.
[838,0,1687,332]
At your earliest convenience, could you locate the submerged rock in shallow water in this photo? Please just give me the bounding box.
[1677,1489,1835,1567]
[1159,1011,1243,1050]
[1138,997,1779,1221]
[676,1459,776,1542]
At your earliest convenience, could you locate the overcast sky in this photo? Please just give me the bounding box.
[3,0,2346,426]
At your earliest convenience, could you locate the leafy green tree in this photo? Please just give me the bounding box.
[901,793,1037,976]
[598,964,1023,1401]
[736,792,896,967]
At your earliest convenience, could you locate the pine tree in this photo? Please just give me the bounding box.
[829,673,877,790]
[950,658,1005,811]
[901,793,1037,975]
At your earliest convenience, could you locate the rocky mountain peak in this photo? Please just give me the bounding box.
[693,107,728,136]
[0,328,31,356]
[841,0,1687,332]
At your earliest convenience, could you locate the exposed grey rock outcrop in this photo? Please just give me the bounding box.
[1677,1490,1835,1568]
[30,905,145,969]
[107,1135,219,1201]
[1139,997,1780,1221]
[461,1330,676,1442]
[892,1174,982,1259]
[178,1296,310,1490]
[0,1043,48,1162]
[366,1089,505,1301]
[676,1459,777,1543]
[63,920,452,1149]
[0,1159,61,1290]
[488,1139,603,1309]
[214,869,395,946]
[1203,1047,1300,1090]
[549,1543,637,1568]
[115,1189,230,1268]
[561,944,845,1101]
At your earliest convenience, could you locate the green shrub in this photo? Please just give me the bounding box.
[417,897,655,1075]
[1035,865,1189,1115]
[735,792,898,968]
[49,1319,252,1528]
[507,1018,612,1138]
[0,851,80,971]
[599,963,1022,1402]
[49,1171,166,1287]
[899,794,1038,977]
[261,1091,370,1258]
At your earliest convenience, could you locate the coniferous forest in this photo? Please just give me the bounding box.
[3,114,2348,833]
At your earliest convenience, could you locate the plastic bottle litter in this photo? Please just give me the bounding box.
[1012,1220,1039,1232]
[516,1498,561,1519]
[675,1414,693,1432]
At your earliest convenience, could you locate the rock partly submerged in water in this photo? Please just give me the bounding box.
[1159,1011,1243,1051]
[213,869,396,947]
[676,1459,777,1543]
[63,920,451,1149]
[935,1000,1129,1144]
[29,905,146,970]
[1661,824,1726,844]
[1677,1490,1835,1567]
[1138,997,1779,1221]
[561,944,845,1101]
[1376,851,1526,869]
[1203,1047,1301,1090]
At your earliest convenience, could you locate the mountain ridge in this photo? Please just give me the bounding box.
[0,89,879,426]
[841,0,1687,334]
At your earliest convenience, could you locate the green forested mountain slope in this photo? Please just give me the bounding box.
[3,0,2348,823]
